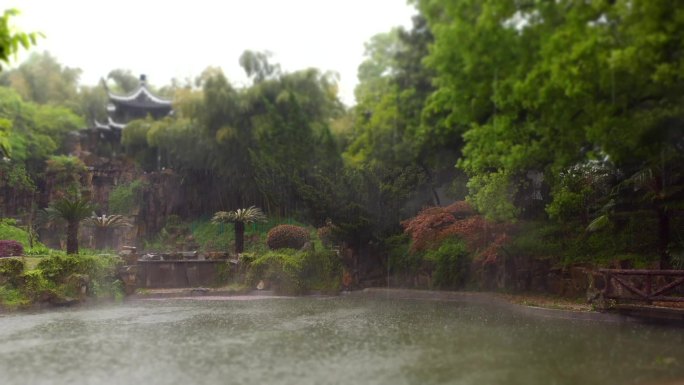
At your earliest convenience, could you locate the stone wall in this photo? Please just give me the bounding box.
[136,260,233,288]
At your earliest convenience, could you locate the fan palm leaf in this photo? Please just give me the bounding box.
[85,214,133,250]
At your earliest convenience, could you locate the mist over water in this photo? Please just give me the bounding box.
[0,296,682,385]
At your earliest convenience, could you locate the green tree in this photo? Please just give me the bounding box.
[239,50,281,84]
[0,51,81,105]
[0,85,83,215]
[347,15,460,209]
[45,155,88,197]
[43,196,95,255]
[0,51,106,128]
[0,9,41,70]
[107,69,139,93]
[212,206,266,254]
[418,0,684,264]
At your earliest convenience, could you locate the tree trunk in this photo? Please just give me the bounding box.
[657,207,671,269]
[234,221,245,254]
[67,220,79,255]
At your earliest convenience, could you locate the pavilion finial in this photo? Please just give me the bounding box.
[140,74,147,86]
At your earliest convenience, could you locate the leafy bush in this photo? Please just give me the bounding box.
[37,255,123,297]
[0,257,24,286]
[109,180,145,215]
[266,224,310,250]
[37,254,116,280]
[1,253,124,309]
[37,254,82,282]
[384,234,422,273]
[21,269,53,300]
[401,205,457,253]
[246,249,341,294]
[247,250,305,294]
[507,221,563,259]
[546,160,613,222]
[0,286,29,309]
[0,162,35,195]
[45,155,88,197]
[299,249,342,293]
[24,244,54,256]
[402,201,509,265]
[317,220,342,248]
[0,240,23,257]
[424,239,470,289]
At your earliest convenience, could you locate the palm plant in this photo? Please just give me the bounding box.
[43,196,96,255]
[212,206,266,254]
[85,214,132,250]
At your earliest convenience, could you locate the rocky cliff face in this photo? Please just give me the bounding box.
[134,170,183,247]
[74,133,188,250]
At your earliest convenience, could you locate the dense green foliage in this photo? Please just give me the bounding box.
[0,85,85,218]
[413,0,684,267]
[246,248,341,294]
[108,180,144,215]
[0,257,23,285]
[424,239,470,289]
[0,254,122,309]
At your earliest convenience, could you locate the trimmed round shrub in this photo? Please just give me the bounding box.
[266,225,310,250]
[0,240,24,258]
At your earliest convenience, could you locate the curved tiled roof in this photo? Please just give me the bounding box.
[94,119,110,130]
[108,85,172,108]
[108,117,126,129]
[93,117,127,130]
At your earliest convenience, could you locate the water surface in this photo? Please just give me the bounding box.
[0,295,682,385]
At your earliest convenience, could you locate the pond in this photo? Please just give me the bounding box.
[0,294,682,385]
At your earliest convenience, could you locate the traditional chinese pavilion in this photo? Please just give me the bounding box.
[93,74,173,137]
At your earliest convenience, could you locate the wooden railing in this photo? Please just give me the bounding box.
[599,269,684,304]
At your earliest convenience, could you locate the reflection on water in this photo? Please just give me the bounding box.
[0,295,682,385]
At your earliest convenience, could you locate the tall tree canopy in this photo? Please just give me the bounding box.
[0,9,41,71]
[416,0,684,264]
[0,51,80,105]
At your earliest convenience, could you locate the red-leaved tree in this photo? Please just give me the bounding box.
[402,201,509,265]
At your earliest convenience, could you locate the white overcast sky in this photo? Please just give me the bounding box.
[5,0,417,106]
